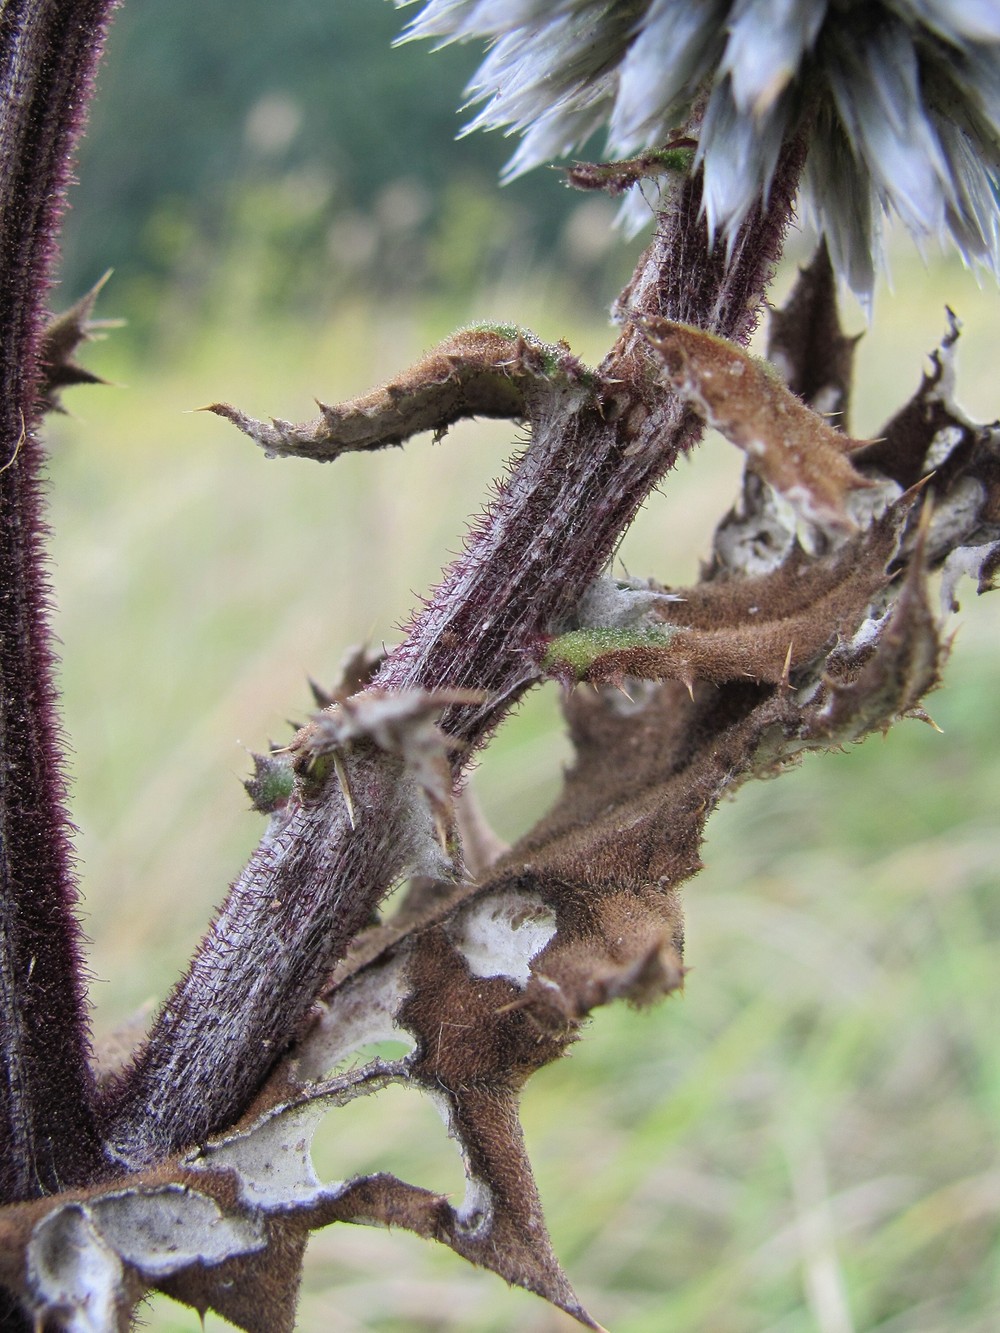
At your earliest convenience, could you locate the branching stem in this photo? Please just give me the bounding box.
[102,143,805,1163]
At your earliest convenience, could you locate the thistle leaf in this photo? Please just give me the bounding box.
[853,309,982,488]
[766,241,861,429]
[38,270,120,415]
[640,315,874,529]
[545,512,902,689]
[206,327,593,460]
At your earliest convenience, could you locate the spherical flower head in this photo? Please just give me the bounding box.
[397,0,1000,300]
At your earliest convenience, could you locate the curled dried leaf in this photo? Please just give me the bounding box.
[640,315,873,529]
[206,326,593,460]
[544,509,904,690]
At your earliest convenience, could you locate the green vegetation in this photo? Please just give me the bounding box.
[58,0,625,335]
[654,146,696,174]
[543,626,677,678]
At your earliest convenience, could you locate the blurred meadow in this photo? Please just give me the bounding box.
[43,3,1000,1330]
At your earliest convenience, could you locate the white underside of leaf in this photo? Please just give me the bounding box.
[426,1087,495,1239]
[27,1205,124,1333]
[90,1185,264,1274]
[927,476,988,553]
[924,422,966,470]
[843,475,903,527]
[575,576,684,630]
[940,540,1000,614]
[446,888,557,987]
[842,612,890,655]
[190,1101,336,1208]
[27,1189,266,1328]
[293,953,415,1083]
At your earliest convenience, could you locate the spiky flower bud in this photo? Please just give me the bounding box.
[398,0,1000,297]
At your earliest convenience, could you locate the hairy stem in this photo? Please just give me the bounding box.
[377,151,805,731]
[0,0,117,1206]
[103,145,804,1163]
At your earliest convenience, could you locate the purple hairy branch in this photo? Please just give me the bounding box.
[101,143,806,1164]
[0,0,117,1205]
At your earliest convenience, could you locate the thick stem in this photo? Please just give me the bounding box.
[103,147,804,1163]
[378,154,803,731]
[0,0,116,1204]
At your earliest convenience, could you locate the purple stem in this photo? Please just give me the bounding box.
[0,0,117,1204]
[103,145,804,1163]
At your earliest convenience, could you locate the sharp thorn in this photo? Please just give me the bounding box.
[781,640,794,691]
[332,752,356,829]
[0,410,26,475]
[434,811,450,854]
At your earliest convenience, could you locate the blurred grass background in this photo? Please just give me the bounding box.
[43,3,1000,1329]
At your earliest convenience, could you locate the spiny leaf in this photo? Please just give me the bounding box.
[565,140,696,195]
[38,270,120,414]
[307,642,384,711]
[8,1058,607,1331]
[853,309,975,488]
[640,315,873,529]
[766,241,861,429]
[205,327,593,461]
[544,511,903,690]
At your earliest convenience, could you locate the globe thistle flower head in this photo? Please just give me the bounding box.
[398,0,1000,300]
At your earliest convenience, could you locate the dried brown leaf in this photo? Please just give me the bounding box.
[545,509,904,690]
[766,241,861,428]
[38,270,120,414]
[807,509,944,742]
[640,315,873,529]
[853,310,978,489]
[206,326,593,460]
[158,1219,306,1333]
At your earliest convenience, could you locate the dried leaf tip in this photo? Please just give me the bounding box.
[564,141,696,195]
[766,241,861,428]
[39,270,121,414]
